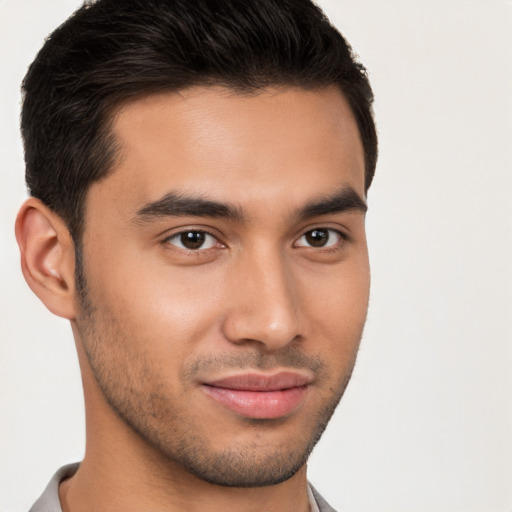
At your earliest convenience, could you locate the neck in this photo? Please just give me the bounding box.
[60,457,310,512]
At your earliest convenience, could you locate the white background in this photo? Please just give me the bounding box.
[1,1,511,511]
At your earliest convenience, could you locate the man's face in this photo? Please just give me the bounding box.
[74,86,369,486]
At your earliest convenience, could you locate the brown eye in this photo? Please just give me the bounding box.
[305,229,328,247]
[296,228,343,248]
[166,230,217,250]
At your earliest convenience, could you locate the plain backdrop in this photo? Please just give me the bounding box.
[1,1,511,511]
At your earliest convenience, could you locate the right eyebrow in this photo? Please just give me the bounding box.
[133,192,244,223]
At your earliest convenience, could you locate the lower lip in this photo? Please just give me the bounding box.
[202,385,308,419]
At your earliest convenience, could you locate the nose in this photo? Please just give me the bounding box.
[221,249,302,351]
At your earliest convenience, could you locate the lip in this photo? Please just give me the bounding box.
[201,372,312,419]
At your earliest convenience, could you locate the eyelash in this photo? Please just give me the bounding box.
[162,227,347,253]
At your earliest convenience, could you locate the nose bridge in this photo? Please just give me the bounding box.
[223,243,301,350]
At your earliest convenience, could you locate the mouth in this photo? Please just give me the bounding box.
[201,372,312,419]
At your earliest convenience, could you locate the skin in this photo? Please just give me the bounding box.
[16,85,370,512]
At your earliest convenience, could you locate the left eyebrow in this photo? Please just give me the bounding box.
[297,186,367,221]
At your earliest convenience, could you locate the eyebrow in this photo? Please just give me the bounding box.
[133,185,366,224]
[297,186,367,220]
[134,192,244,222]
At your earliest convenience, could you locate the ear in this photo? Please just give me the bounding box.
[15,197,78,320]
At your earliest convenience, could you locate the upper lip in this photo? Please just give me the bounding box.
[203,371,313,391]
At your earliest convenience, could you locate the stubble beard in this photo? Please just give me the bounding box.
[74,255,359,488]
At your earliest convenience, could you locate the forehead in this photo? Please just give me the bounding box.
[89,85,365,218]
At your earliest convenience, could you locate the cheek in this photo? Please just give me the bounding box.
[84,243,226,351]
[301,259,370,355]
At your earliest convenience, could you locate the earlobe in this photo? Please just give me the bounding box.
[15,198,77,320]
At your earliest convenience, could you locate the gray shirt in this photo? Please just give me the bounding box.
[29,463,337,512]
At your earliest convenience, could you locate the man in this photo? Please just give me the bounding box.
[15,0,377,510]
